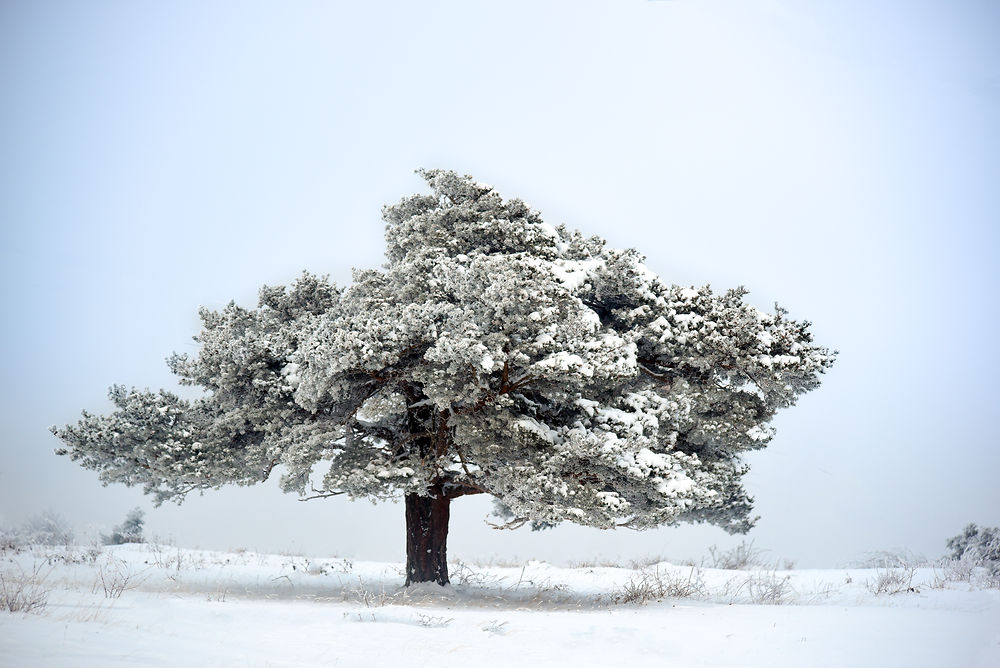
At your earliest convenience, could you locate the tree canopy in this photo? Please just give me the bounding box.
[54,169,835,583]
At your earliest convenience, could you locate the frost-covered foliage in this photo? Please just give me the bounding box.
[2,511,75,547]
[946,524,1000,574]
[102,508,145,546]
[53,170,834,534]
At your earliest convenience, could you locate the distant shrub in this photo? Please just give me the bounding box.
[856,549,927,569]
[946,524,999,574]
[705,540,764,570]
[2,511,74,548]
[0,528,16,552]
[102,508,145,545]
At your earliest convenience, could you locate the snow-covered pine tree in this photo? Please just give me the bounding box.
[103,507,145,545]
[53,170,835,585]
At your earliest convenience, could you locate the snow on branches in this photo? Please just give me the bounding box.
[53,169,835,535]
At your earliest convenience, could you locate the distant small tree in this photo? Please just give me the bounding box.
[947,523,1000,573]
[102,507,145,545]
[53,170,835,585]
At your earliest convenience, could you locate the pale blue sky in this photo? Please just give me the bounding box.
[2,0,997,566]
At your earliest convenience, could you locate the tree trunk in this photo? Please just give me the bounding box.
[404,492,451,586]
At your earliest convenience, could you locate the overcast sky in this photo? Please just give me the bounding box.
[2,0,997,567]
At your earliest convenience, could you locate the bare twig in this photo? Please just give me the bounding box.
[298,486,347,502]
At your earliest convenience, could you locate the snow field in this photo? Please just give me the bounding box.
[2,544,998,667]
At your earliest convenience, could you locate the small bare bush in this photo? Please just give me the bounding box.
[350,577,391,608]
[859,550,920,596]
[867,565,917,595]
[614,566,706,604]
[94,557,143,599]
[145,544,189,572]
[721,571,795,605]
[206,587,229,603]
[450,560,504,587]
[627,555,670,570]
[744,572,795,604]
[800,581,836,603]
[327,558,354,574]
[705,541,764,570]
[1,563,52,614]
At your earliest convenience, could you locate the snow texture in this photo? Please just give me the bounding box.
[1,544,997,668]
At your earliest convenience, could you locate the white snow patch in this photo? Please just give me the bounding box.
[515,418,559,444]
[657,474,694,496]
[535,351,593,377]
[1,544,997,668]
[550,258,603,291]
[747,425,774,442]
[481,353,496,372]
[281,362,301,387]
[376,467,415,478]
[595,491,629,511]
[536,222,560,240]
[635,447,670,471]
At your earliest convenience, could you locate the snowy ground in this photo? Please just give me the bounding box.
[2,544,998,667]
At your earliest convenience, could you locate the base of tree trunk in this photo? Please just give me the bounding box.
[404,492,451,586]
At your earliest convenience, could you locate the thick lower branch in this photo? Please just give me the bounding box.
[437,480,487,500]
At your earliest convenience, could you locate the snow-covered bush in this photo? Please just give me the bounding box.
[933,555,978,586]
[932,524,1000,589]
[946,524,1000,574]
[857,551,921,596]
